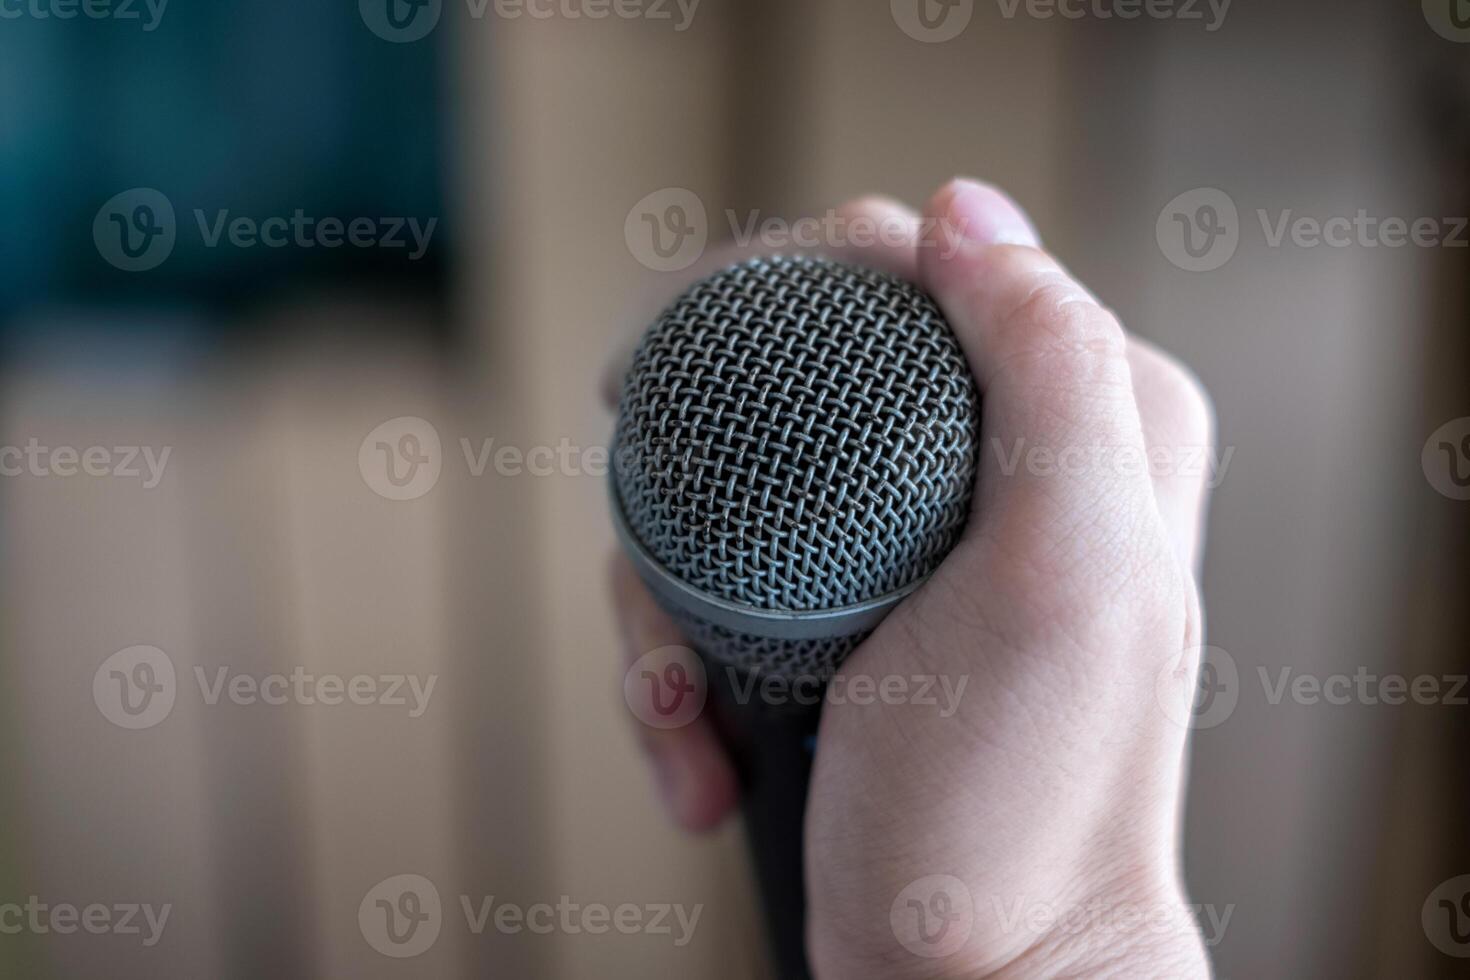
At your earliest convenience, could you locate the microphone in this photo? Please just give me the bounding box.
[609,254,979,978]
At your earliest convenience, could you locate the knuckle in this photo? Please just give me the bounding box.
[988,250,1123,343]
[1008,280,1122,351]
[989,278,1130,392]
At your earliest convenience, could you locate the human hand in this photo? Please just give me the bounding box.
[609,179,1215,979]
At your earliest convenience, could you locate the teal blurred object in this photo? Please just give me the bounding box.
[0,1,448,338]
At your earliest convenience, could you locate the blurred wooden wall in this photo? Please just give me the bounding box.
[1369,47,1470,978]
[461,6,770,978]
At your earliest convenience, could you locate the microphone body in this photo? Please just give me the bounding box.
[610,255,979,978]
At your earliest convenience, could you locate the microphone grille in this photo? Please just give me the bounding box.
[613,254,978,676]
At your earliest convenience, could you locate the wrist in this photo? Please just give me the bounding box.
[982,883,1212,980]
[810,868,1212,980]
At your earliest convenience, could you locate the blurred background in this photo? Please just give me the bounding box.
[1,0,1468,976]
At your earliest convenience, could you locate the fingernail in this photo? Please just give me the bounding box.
[936,178,1041,248]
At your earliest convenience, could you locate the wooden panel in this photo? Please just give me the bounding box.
[461,8,770,978]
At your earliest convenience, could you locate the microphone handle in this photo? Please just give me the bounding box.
[706,659,823,980]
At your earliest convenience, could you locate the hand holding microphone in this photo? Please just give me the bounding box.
[609,180,1216,979]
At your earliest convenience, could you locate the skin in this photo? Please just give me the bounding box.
[608,179,1215,978]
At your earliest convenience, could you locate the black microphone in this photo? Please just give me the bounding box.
[609,254,979,978]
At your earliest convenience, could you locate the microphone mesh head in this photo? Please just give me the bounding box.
[612,255,979,677]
